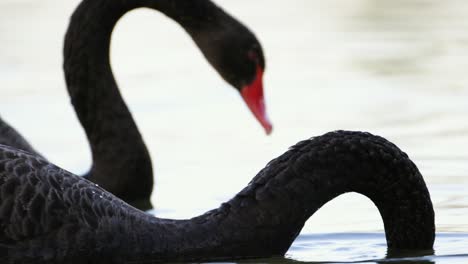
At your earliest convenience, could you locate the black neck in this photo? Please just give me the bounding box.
[62,0,236,209]
[63,0,150,206]
[119,131,434,262]
[1,131,434,262]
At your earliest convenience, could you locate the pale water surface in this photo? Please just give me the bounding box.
[0,0,467,263]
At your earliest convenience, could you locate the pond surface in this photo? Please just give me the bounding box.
[0,0,467,263]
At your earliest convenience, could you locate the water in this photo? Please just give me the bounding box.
[1,0,467,263]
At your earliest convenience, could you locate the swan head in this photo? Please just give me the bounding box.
[187,19,272,135]
[215,37,271,135]
[149,1,272,134]
[211,36,272,135]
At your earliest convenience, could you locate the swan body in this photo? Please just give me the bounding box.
[0,131,435,263]
[0,117,40,158]
[0,0,271,211]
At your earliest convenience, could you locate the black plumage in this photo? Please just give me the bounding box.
[0,131,435,263]
[0,0,267,211]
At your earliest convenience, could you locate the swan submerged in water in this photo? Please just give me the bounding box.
[0,130,434,263]
[0,0,272,211]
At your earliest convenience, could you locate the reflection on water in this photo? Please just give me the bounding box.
[0,0,467,263]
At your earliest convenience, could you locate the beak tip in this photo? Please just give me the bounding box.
[263,122,273,135]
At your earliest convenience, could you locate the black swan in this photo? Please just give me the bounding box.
[0,0,272,210]
[0,130,435,263]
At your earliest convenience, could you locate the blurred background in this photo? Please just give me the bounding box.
[1,0,467,262]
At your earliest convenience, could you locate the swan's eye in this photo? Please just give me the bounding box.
[247,50,259,64]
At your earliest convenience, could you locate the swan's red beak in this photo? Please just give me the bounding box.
[240,66,273,135]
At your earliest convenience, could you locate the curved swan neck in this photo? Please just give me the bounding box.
[0,131,434,262]
[63,0,153,205]
[128,131,434,261]
[62,0,237,208]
